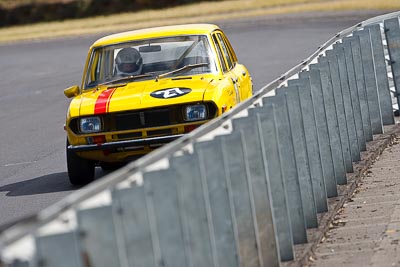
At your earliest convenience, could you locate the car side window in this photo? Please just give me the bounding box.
[219,33,238,63]
[86,51,98,88]
[212,34,227,73]
[216,33,234,70]
[95,52,103,81]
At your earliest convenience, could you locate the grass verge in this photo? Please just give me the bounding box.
[0,0,399,44]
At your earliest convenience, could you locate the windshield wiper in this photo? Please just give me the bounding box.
[99,73,155,86]
[157,63,209,80]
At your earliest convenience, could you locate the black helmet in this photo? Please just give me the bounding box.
[115,47,143,76]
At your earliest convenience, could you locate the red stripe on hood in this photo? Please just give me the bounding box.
[94,88,116,114]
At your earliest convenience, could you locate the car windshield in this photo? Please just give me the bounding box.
[84,35,217,89]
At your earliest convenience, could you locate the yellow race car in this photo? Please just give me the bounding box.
[64,24,252,185]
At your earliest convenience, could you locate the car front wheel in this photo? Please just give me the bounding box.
[66,140,95,185]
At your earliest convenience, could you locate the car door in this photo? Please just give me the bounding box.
[215,31,252,102]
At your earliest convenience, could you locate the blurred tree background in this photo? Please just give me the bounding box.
[0,0,222,27]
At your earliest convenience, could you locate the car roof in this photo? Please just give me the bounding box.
[92,24,221,47]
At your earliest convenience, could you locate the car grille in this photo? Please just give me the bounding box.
[114,113,141,130]
[117,132,142,139]
[115,108,173,131]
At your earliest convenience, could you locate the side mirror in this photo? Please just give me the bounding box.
[64,85,80,98]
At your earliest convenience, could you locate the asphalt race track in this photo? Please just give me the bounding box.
[0,11,388,228]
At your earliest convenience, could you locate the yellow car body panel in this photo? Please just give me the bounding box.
[65,24,252,165]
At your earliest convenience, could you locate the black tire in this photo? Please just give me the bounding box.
[66,140,95,185]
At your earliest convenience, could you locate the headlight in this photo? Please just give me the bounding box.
[80,117,102,133]
[184,104,207,121]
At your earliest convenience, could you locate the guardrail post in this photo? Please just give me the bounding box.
[275,86,319,228]
[324,51,354,173]
[343,37,367,151]
[289,78,328,207]
[384,17,400,113]
[299,70,338,196]
[193,140,250,267]
[367,24,395,125]
[218,131,272,265]
[111,186,156,267]
[353,29,384,134]
[232,116,294,261]
[331,45,361,162]
[142,169,189,267]
[346,35,374,141]
[35,231,82,267]
[250,101,308,244]
[76,205,123,267]
[170,155,220,267]
[310,61,347,185]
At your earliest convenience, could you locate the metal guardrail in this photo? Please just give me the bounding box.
[2,11,400,267]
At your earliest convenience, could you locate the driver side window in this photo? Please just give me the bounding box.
[212,34,227,73]
[216,33,234,70]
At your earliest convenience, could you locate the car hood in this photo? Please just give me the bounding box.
[78,77,214,116]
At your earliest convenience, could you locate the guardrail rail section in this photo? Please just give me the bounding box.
[2,11,400,267]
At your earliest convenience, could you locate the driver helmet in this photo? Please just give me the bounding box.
[115,47,143,76]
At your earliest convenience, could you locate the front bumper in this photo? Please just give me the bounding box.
[67,134,185,152]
